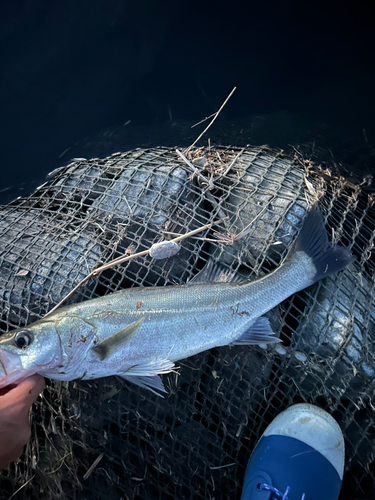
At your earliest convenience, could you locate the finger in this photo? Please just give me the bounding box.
[0,384,17,396]
[0,375,44,424]
[0,444,25,470]
[15,375,45,404]
[5,375,45,407]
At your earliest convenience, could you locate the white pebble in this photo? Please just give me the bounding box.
[274,344,287,356]
[149,241,180,259]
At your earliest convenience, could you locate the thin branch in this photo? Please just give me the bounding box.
[234,197,275,241]
[83,453,104,480]
[191,112,217,128]
[44,220,222,317]
[209,463,235,470]
[8,475,35,500]
[175,149,209,186]
[92,249,150,274]
[184,87,236,153]
[220,148,245,178]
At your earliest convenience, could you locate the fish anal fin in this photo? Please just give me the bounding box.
[93,317,145,360]
[232,317,281,345]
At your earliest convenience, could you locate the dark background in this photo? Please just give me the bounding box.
[1,0,374,202]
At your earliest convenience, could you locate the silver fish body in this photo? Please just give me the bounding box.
[0,206,354,394]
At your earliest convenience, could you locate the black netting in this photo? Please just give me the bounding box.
[0,146,374,499]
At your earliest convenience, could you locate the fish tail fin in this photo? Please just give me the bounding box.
[290,204,355,283]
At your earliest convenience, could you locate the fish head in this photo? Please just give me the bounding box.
[0,320,63,388]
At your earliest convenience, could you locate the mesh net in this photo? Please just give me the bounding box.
[0,145,374,499]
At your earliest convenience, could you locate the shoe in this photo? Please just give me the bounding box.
[240,403,345,500]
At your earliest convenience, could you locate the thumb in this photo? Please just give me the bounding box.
[11,375,45,407]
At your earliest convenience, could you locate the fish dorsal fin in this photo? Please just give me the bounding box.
[189,260,246,284]
[93,317,145,360]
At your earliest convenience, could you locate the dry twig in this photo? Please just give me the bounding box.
[8,475,35,500]
[83,453,104,480]
[220,147,245,178]
[45,220,222,317]
[191,112,217,128]
[184,87,236,153]
[175,149,211,187]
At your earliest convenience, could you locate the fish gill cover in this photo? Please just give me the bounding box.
[0,145,374,499]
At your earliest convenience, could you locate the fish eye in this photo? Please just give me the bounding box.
[14,331,32,349]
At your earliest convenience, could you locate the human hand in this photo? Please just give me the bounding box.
[0,374,45,470]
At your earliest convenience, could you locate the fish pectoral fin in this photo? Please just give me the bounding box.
[119,358,176,397]
[93,317,145,361]
[119,374,167,397]
[231,316,281,345]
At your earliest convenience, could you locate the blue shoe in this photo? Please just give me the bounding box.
[240,403,344,500]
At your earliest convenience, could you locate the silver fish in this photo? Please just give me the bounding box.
[0,206,354,395]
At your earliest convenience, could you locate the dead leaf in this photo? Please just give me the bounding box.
[15,269,29,277]
[125,244,136,255]
[304,175,316,196]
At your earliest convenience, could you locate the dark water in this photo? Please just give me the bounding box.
[0,0,374,200]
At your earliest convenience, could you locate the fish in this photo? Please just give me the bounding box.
[0,205,354,395]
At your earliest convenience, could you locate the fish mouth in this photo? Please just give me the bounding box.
[0,349,24,388]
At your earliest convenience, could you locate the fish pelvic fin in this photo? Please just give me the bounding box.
[118,358,176,397]
[119,375,167,397]
[289,204,355,283]
[93,317,145,361]
[231,316,281,345]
